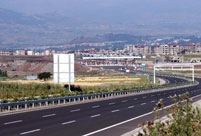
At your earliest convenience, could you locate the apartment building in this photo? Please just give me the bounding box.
[125,44,151,55]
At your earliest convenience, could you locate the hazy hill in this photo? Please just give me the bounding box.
[1,0,201,48]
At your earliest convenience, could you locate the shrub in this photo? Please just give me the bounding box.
[138,92,201,136]
[38,72,51,81]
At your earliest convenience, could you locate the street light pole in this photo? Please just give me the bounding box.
[192,65,195,82]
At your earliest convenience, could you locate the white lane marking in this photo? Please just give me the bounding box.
[109,102,115,105]
[90,114,101,118]
[83,92,201,136]
[128,106,135,109]
[20,129,40,135]
[111,109,120,113]
[141,103,146,105]
[70,109,80,112]
[42,114,56,118]
[157,94,161,96]
[121,100,128,103]
[62,120,76,125]
[133,98,138,100]
[4,120,23,125]
[82,112,153,136]
[142,96,147,99]
[92,105,100,108]
[151,100,156,103]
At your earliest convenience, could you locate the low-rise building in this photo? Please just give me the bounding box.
[15,50,26,56]
[27,50,34,56]
[0,50,13,56]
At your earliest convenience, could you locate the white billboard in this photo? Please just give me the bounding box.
[53,54,74,83]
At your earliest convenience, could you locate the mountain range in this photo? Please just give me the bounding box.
[0,0,201,48]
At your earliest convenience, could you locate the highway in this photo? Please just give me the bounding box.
[0,76,200,136]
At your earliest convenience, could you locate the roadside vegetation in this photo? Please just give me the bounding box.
[0,81,190,103]
[138,92,201,136]
[0,70,191,103]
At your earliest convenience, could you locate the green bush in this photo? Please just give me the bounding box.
[138,92,201,136]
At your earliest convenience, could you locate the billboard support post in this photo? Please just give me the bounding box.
[54,54,74,92]
[69,55,71,92]
[57,55,60,84]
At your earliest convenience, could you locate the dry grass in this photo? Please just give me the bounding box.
[3,75,141,86]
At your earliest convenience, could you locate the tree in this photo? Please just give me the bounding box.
[0,70,8,77]
[38,72,51,81]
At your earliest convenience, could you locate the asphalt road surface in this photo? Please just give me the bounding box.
[0,76,200,136]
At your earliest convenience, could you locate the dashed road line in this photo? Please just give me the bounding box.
[109,102,115,105]
[70,109,80,112]
[4,120,23,125]
[92,105,100,108]
[141,103,146,106]
[90,114,101,118]
[62,120,76,125]
[128,106,135,109]
[20,129,41,135]
[121,100,128,103]
[42,114,56,118]
[111,109,120,113]
[151,100,156,103]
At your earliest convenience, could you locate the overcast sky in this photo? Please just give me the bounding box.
[1,0,201,15]
[1,0,201,26]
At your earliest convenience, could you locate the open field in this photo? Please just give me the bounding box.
[2,71,147,86]
[0,70,157,101]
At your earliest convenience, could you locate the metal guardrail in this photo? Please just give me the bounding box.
[0,82,193,113]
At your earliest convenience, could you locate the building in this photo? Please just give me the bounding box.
[24,75,37,80]
[0,50,13,56]
[168,44,180,55]
[153,44,179,55]
[125,45,151,55]
[15,50,26,56]
[27,50,34,56]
